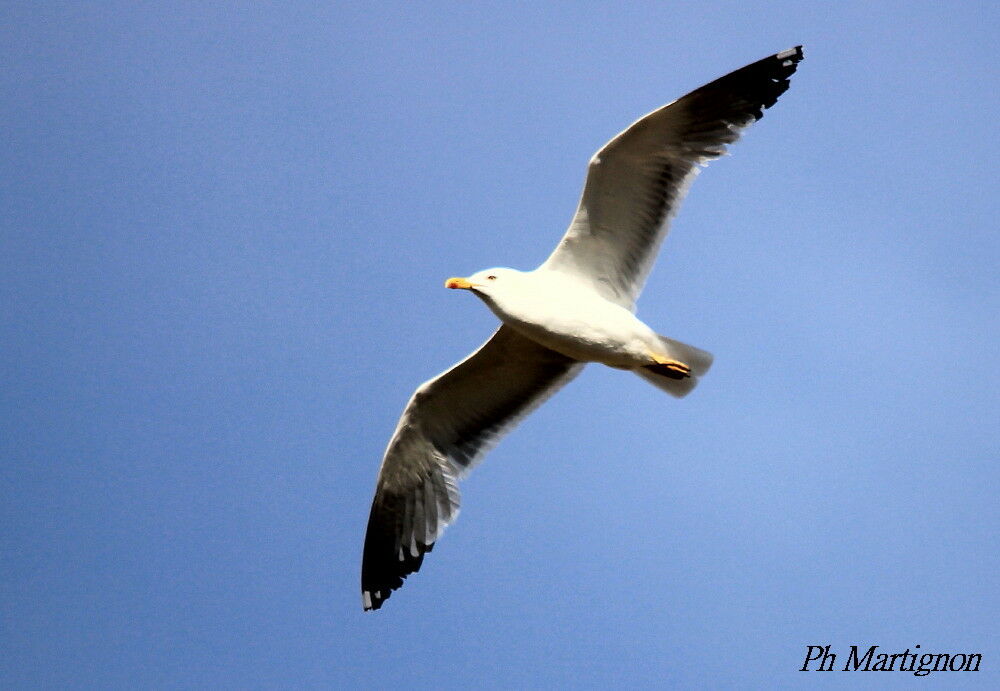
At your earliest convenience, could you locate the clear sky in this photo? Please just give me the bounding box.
[2,1,998,688]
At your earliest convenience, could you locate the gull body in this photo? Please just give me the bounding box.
[452,267,660,369]
[362,46,805,610]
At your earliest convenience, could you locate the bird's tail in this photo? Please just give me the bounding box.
[634,336,713,398]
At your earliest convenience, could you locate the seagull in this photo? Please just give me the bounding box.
[362,46,804,610]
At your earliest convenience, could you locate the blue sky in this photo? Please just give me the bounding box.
[2,1,998,688]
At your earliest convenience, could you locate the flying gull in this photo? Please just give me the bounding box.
[362,46,804,610]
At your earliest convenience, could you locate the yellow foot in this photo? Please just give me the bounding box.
[645,352,692,379]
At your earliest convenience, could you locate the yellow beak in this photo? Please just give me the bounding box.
[444,277,476,290]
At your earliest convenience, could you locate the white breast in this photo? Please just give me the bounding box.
[483,272,657,367]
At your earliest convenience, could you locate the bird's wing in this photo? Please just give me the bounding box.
[540,46,804,307]
[362,325,583,610]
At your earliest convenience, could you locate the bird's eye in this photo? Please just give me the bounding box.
[486,275,497,280]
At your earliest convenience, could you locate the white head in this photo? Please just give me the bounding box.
[444,267,528,307]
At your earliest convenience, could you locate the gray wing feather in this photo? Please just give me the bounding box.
[362,326,583,610]
[541,46,804,307]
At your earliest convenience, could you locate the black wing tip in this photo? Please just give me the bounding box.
[362,586,391,611]
[717,45,805,122]
[360,494,436,612]
[752,45,805,114]
[683,44,805,127]
[361,543,431,612]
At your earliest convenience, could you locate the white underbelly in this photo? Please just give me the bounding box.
[501,304,655,368]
